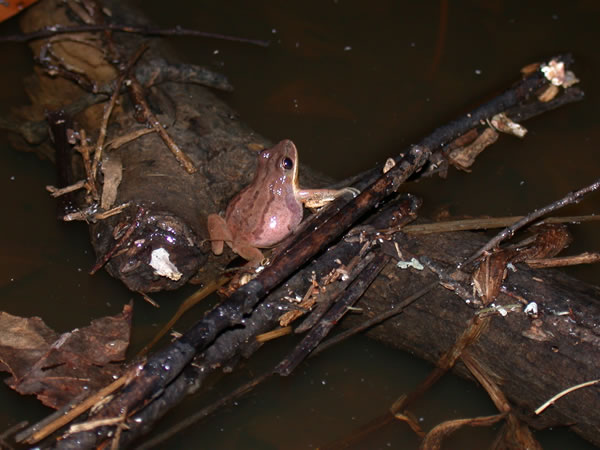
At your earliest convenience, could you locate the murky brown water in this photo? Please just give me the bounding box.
[1,0,599,448]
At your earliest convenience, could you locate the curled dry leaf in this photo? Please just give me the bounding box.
[0,303,132,409]
[472,224,571,305]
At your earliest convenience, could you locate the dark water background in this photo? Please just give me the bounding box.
[1,0,599,448]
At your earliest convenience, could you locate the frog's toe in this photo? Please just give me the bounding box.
[211,239,225,255]
[234,244,265,266]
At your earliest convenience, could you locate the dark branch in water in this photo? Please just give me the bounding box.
[0,23,270,47]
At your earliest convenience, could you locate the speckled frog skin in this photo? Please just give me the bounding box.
[207,139,357,264]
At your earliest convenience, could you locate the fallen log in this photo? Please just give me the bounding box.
[2,0,599,448]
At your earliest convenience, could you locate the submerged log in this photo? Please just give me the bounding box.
[3,0,599,448]
[8,0,327,292]
[346,227,600,447]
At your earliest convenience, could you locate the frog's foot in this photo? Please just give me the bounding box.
[231,242,265,267]
[207,213,232,255]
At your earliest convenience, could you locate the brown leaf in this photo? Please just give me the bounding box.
[472,250,515,305]
[448,127,499,171]
[515,224,572,262]
[420,413,506,450]
[0,303,132,409]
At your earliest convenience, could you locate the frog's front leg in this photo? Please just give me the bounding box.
[207,213,233,255]
[298,187,360,208]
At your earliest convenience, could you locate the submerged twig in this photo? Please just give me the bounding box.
[312,281,438,357]
[403,214,600,234]
[461,177,600,268]
[526,252,600,269]
[127,74,197,173]
[135,372,272,450]
[275,252,390,376]
[0,23,270,47]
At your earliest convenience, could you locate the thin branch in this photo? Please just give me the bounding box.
[20,375,130,444]
[0,24,270,47]
[535,379,600,415]
[403,214,600,234]
[91,43,149,181]
[135,372,272,450]
[46,179,87,197]
[461,177,600,268]
[312,281,437,357]
[526,252,600,269]
[127,74,197,173]
[275,252,389,376]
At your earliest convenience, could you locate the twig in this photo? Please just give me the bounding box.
[74,129,99,200]
[256,326,293,343]
[322,316,491,450]
[127,74,197,173]
[275,252,389,376]
[1,421,28,448]
[105,127,155,151]
[403,214,600,234]
[0,24,270,47]
[294,246,377,334]
[526,252,600,269]
[91,44,149,181]
[133,281,431,448]
[535,379,600,415]
[21,374,130,444]
[62,202,130,222]
[338,55,572,193]
[138,276,230,356]
[312,281,437,357]
[461,178,600,268]
[46,179,87,197]
[135,372,272,450]
[89,206,145,275]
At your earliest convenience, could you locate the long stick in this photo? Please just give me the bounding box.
[461,178,600,268]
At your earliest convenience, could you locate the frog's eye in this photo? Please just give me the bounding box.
[282,157,294,171]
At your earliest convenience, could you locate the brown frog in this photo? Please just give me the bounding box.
[207,139,358,264]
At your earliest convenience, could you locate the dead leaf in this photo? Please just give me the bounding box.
[472,250,514,305]
[100,154,123,210]
[448,127,499,171]
[0,0,39,24]
[0,303,132,409]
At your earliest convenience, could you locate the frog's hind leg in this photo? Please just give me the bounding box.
[207,214,232,255]
[231,243,265,267]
